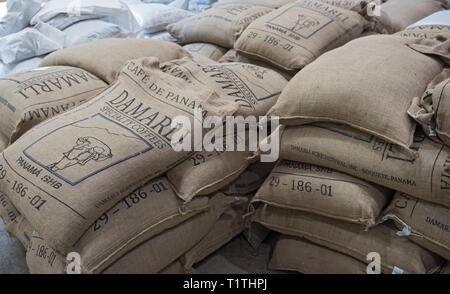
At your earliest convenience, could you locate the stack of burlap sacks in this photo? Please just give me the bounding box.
[0,0,449,274]
[0,36,288,274]
[243,5,450,274]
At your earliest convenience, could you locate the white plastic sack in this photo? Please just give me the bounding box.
[129,3,193,33]
[31,0,142,36]
[0,56,45,78]
[0,0,46,37]
[63,19,129,46]
[0,22,64,64]
[407,10,450,29]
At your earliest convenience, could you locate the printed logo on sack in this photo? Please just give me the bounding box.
[23,114,153,186]
[170,109,280,162]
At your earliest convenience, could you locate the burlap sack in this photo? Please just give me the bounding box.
[252,205,444,274]
[25,177,211,274]
[161,58,288,117]
[213,0,296,9]
[222,161,276,196]
[251,159,392,228]
[0,133,7,153]
[280,123,450,208]
[26,231,66,274]
[383,192,450,261]
[0,67,107,144]
[0,193,33,248]
[0,57,238,253]
[167,4,273,48]
[234,0,367,71]
[183,43,228,62]
[396,25,450,41]
[374,0,446,34]
[218,49,295,81]
[442,263,450,274]
[269,35,444,152]
[167,132,256,202]
[268,235,367,274]
[103,194,246,274]
[40,38,192,84]
[181,200,247,272]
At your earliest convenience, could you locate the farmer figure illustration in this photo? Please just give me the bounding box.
[47,136,112,172]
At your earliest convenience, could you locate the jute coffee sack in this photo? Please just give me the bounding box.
[268,235,367,274]
[222,161,276,196]
[167,132,256,202]
[252,206,444,274]
[0,67,108,144]
[442,263,450,274]
[183,43,228,62]
[0,193,34,248]
[40,38,192,84]
[167,4,273,48]
[383,192,450,260]
[26,231,66,274]
[396,25,450,41]
[0,134,7,153]
[269,35,444,152]
[213,0,295,9]
[26,177,210,274]
[280,123,450,208]
[161,58,288,117]
[218,49,295,81]
[251,159,392,228]
[234,0,368,72]
[103,194,246,274]
[374,0,446,34]
[158,261,187,274]
[181,200,248,272]
[409,73,450,147]
[0,57,238,253]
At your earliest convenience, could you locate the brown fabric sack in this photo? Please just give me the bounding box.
[442,263,450,274]
[269,35,444,153]
[252,205,444,274]
[161,58,288,117]
[0,133,8,153]
[218,49,295,80]
[222,161,276,196]
[383,192,450,260]
[251,159,392,228]
[408,70,450,146]
[103,194,246,274]
[25,177,211,274]
[158,260,187,274]
[280,123,450,208]
[181,200,248,272]
[374,0,446,34]
[167,132,256,202]
[40,38,192,84]
[234,0,367,71]
[268,235,367,274]
[213,0,295,9]
[0,67,107,144]
[0,57,238,253]
[167,4,273,48]
[183,43,228,62]
[396,25,450,41]
[26,231,66,274]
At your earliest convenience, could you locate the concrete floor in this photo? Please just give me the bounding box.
[0,219,29,274]
[0,217,284,274]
